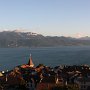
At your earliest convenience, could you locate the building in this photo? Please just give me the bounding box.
[75,77,90,90]
[21,54,34,68]
[0,72,3,77]
[36,76,57,90]
[27,54,34,68]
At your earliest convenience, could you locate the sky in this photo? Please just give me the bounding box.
[0,0,90,37]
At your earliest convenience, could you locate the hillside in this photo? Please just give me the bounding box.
[0,31,90,47]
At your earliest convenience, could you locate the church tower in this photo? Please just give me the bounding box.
[27,54,34,67]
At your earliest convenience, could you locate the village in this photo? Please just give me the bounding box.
[0,55,90,90]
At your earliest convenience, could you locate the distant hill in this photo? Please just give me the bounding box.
[0,31,90,48]
[79,36,90,40]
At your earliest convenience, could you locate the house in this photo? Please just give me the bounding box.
[6,71,25,86]
[36,75,62,90]
[0,72,3,77]
[75,77,90,90]
[25,78,36,90]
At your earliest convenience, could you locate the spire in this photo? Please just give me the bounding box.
[27,54,34,67]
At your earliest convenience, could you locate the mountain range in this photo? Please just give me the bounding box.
[0,30,90,48]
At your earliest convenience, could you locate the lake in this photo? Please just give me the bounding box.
[0,46,90,71]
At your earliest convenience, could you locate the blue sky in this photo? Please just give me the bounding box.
[0,0,90,37]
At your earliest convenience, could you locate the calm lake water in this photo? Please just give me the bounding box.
[0,46,90,71]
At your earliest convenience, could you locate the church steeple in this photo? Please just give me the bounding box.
[27,54,34,67]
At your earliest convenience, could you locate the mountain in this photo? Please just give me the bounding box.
[79,36,90,40]
[0,31,90,48]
